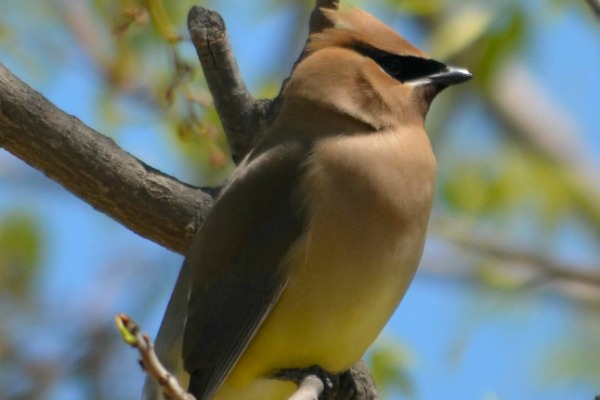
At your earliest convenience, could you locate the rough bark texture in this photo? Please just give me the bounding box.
[0,64,214,254]
[187,6,266,163]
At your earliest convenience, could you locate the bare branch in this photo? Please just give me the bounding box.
[0,64,214,254]
[185,2,342,164]
[288,375,324,400]
[432,216,600,290]
[187,7,270,163]
[344,360,380,400]
[116,314,196,400]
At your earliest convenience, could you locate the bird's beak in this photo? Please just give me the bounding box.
[426,66,472,86]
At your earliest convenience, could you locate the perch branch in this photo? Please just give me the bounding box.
[0,64,214,254]
[288,375,324,400]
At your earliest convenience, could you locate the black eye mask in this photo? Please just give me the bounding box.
[355,45,448,83]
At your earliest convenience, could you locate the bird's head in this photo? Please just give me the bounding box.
[283,7,471,130]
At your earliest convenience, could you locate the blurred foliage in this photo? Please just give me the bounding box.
[0,211,42,298]
[430,6,495,60]
[442,146,575,224]
[540,304,600,384]
[1,0,600,399]
[368,342,416,397]
[474,6,527,91]
[385,0,446,16]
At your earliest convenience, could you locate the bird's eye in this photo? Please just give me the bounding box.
[379,58,403,77]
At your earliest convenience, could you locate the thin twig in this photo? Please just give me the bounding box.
[116,314,196,400]
[433,217,600,289]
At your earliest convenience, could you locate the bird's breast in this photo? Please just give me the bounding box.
[285,129,436,365]
[223,129,436,396]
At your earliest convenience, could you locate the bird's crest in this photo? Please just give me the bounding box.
[307,8,428,59]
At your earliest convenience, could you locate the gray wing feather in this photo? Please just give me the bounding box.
[182,142,311,400]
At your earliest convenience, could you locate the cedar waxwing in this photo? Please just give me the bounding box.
[144,7,471,400]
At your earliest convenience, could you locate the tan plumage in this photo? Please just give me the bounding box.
[144,7,470,400]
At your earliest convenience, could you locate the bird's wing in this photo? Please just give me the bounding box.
[182,141,311,400]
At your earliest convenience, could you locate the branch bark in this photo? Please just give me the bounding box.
[288,375,324,400]
[185,1,340,163]
[0,64,214,254]
[187,6,269,163]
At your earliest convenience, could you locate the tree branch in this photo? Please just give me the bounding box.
[343,361,380,400]
[432,216,600,294]
[187,6,268,163]
[0,64,214,254]
[288,375,324,400]
[186,2,341,163]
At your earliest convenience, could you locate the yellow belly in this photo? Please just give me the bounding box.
[215,206,427,400]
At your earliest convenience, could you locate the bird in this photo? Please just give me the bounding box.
[144,6,471,400]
